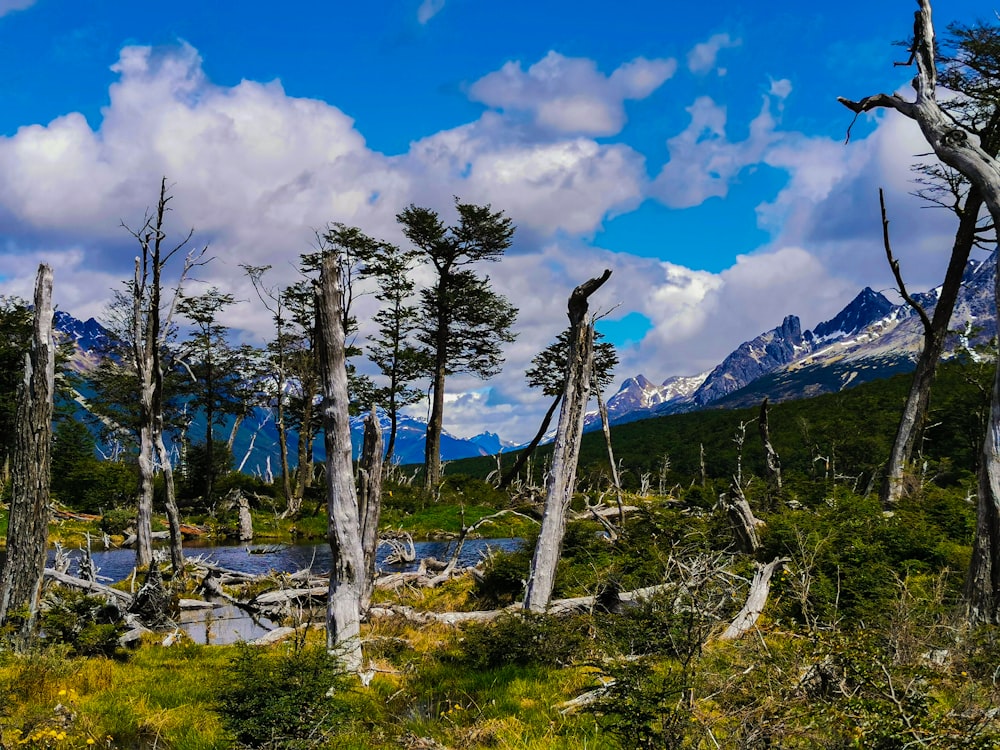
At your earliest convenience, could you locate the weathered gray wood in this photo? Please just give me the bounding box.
[236,491,253,542]
[722,483,763,555]
[358,406,383,615]
[316,251,365,671]
[0,264,56,639]
[41,569,134,606]
[524,270,612,613]
[718,557,787,640]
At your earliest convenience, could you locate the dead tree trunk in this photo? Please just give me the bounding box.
[237,491,253,542]
[358,407,383,616]
[524,269,612,613]
[758,397,782,494]
[718,557,787,641]
[723,481,763,555]
[882,187,986,503]
[155,429,184,574]
[839,0,1000,623]
[316,252,365,671]
[499,394,560,489]
[124,178,204,572]
[0,264,54,640]
[596,387,625,524]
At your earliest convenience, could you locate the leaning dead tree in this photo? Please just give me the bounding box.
[839,0,1000,623]
[0,264,54,641]
[524,269,612,613]
[316,250,366,671]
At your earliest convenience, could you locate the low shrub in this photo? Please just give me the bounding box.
[215,642,350,749]
[458,611,589,669]
[40,589,126,659]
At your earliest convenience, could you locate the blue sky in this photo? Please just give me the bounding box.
[0,0,990,441]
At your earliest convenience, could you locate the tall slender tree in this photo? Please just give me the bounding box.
[524,270,611,612]
[397,199,518,490]
[120,178,205,572]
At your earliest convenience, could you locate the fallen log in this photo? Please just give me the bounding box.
[717,557,788,641]
[42,568,133,606]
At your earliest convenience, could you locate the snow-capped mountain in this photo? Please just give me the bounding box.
[604,253,997,422]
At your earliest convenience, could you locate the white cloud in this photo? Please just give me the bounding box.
[417,0,445,24]
[652,93,780,208]
[687,32,741,75]
[468,51,676,137]
[0,0,36,17]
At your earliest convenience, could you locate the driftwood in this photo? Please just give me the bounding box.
[718,557,788,641]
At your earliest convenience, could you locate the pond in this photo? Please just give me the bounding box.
[5,537,527,645]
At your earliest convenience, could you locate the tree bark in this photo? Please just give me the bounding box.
[499,394,560,490]
[424,326,447,491]
[839,0,1000,623]
[524,269,612,613]
[0,264,55,640]
[358,407,383,616]
[316,252,365,671]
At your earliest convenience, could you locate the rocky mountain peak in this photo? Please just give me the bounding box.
[811,287,895,341]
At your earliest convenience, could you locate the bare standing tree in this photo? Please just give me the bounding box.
[524,269,611,613]
[316,250,365,671]
[878,18,1000,505]
[123,178,206,573]
[839,0,1000,623]
[0,264,54,641]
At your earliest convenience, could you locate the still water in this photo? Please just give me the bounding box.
[9,537,526,644]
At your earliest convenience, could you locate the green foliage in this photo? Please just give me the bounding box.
[215,642,350,749]
[40,590,126,659]
[0,296,31,473]
[473,544,533,608]
[590,659,693,750]
[99,507,134,536]
[458,612,589,670]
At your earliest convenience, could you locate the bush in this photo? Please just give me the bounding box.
[216,642,350,749]
[99,507,134,536]
[40,589,126,658]
[590,659,693,750]
[458,612,589,669]
[472,546,532,608]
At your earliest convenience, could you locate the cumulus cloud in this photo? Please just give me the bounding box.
[468,51,676,137]
[417,0,445,24]
[687,32,741,75]
[0,0,36,17]
[652,91,784,208]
